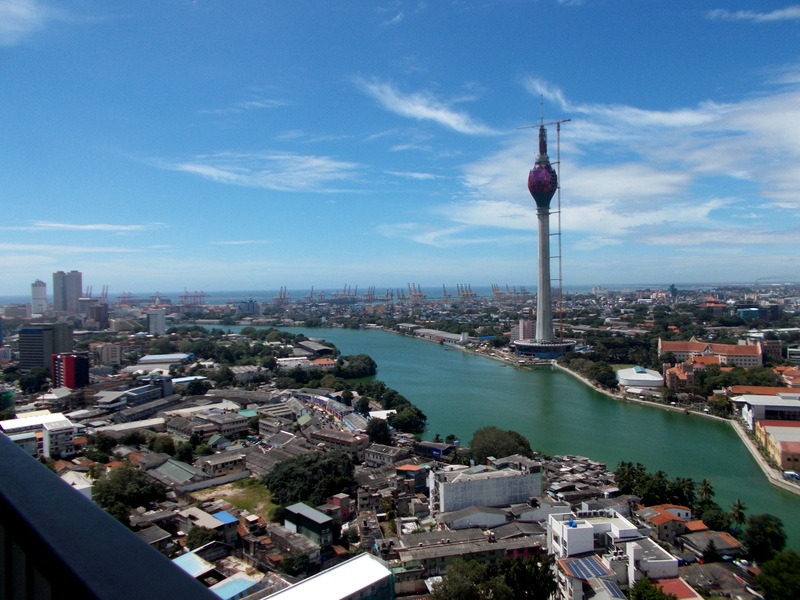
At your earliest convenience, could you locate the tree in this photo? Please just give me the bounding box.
[186,379,212,396]
[730,498,747,534]
[175,441,195,463]
[366,418,391,445]
[19,367,49,394]
[356,396,371,415]
[431,558,508,600]
[388,405,427,434]
[431,556,556,600]
[698,478,715,504]
[703,539,721,563]
[186,526,217,550]
[149,434,176,456]
[629,577,678,600]
[757,550,800,600]
[263,450,355,506]
[502,554,557,600]
[119,430,147,447]
[92,463,166,511]
[743,514,787,563]
[699,506,732,533]
[468,426,533,464]
[92,432,118,454]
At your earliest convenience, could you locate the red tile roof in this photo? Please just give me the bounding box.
[685,520,708,532]
[730,386,800,395]
[656,578,703,600]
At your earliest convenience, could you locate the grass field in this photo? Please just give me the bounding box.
[190,478,278,520]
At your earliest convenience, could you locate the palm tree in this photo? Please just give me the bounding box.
[730,499,747,533]
[674,476,696,506]
[698,478,715,504]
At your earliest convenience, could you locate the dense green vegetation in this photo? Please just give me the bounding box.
[615,462,786,563]
[431,555,556,600]
[92,463,166,526]
[467,426,534,464]
[262,450,355,506]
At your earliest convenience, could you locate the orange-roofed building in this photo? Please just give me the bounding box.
[685,520,708,533]
[655,577,704,600]
[728,385,800,397]
[636,504,693,545]
[658,337,763,368]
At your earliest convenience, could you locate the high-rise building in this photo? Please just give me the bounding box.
[51,353,90,389]
[88,303,110,329]
[18,323,73,372]
[147,308,167,335]
[53,270,82,313]
[31,280,47,315]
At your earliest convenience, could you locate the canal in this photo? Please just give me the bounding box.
[229,325,800,549]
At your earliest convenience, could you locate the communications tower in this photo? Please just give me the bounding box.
[513,117,575,358]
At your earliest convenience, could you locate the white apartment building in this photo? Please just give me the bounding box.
[429,464,541,513]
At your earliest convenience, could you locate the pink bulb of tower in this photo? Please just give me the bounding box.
[528,163,558,209]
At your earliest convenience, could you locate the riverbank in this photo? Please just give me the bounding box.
[551,360,800,497]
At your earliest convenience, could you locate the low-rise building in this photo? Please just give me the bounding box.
[732,393,800,430]
[364,443,409,468]
[194,452,247,478]
[310,428,369,461]
[264,553,394,600]
[429,463,541,514]
[284,503,334,549]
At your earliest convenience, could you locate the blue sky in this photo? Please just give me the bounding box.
[2,0,800,296]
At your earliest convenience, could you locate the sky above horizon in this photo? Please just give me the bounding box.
[2,0,800,297]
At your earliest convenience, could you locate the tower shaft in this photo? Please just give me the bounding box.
[535,205,553,342]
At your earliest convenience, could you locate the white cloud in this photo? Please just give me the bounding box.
[356,78,498,135]
[0,0,57,45]
[198,97,288,116]
[707,6,800,23]
[163,151,362,192]
[0,243,140,253]
[386,170,440,180]
[27,221,164,232]
[210,239,273,245]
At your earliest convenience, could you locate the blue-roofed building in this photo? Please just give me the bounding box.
[172,547,224,586]
[213,510,240,543]
[209,573,264,600]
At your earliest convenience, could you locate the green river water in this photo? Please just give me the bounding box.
[226,325,800,549]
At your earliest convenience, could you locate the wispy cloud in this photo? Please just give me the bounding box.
[356,78,498,135]
[210,239,273,245]
[0,0,61,45]
[161,151,362,192]
[386,170,440,180]
[0,243,140,253]
[707,6,800,23]
[198,97,289,116]
[0,221,165,232]
[377,221,529,247]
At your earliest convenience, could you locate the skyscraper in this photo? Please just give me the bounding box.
[18,323,73,372]
[53,270,82,313]
[147,308,167,335]
[31,279,47,315]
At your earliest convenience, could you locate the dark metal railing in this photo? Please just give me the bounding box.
[0,434,218,600]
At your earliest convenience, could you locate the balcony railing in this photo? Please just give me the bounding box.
[0,434,218,600]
